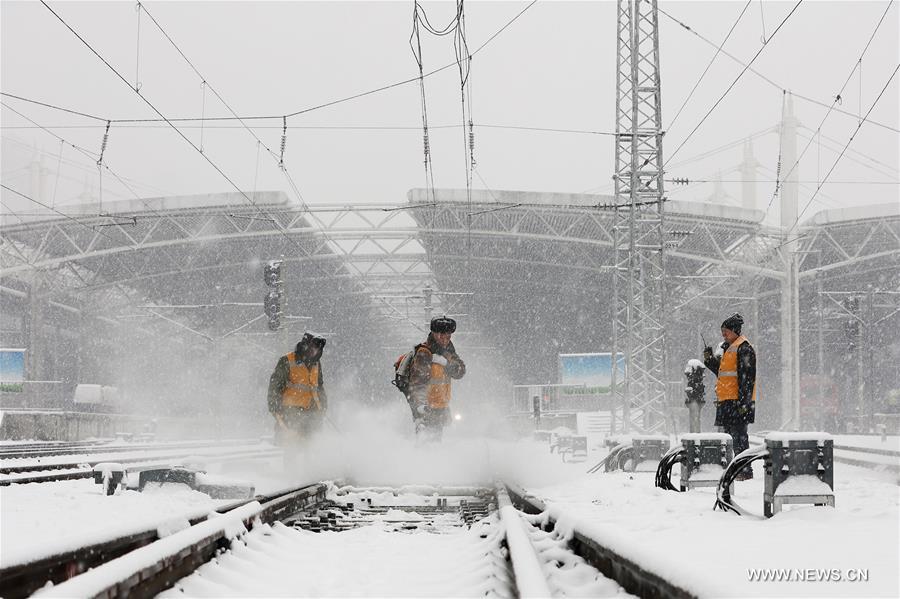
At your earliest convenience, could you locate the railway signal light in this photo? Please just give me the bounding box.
[264,260,282,287]
[264,260,284,330]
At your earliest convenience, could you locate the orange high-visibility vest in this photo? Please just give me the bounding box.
[715,336,756,402]
[281,352,321,410]
[423,350,452,409]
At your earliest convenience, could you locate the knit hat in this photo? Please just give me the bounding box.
[721,313,744,334]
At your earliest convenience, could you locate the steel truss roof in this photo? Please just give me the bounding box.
[1,189,897,387]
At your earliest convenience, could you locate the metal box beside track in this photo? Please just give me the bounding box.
[763,432,834,517]
[679,432,732,491]
[631,434,670,472]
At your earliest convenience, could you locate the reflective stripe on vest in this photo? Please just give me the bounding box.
[282,352,321,410]
[714,336,755,402]
[427,358,452,409]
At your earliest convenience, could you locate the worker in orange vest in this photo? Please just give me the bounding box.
[703,313,757,480]
[267,332,328,447]
[407,316,466,442]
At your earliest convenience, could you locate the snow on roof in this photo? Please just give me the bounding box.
[66,190,294,215]
[408,187,613,208]
[0,191,294,225]
[408,188,766,223]
[802,202,899,226]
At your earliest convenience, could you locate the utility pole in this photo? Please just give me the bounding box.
[611,0,668,433]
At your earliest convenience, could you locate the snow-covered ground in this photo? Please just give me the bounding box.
[2,421,898,598]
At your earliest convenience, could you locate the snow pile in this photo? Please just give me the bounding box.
[532,459,900,598]
[0,478,228,568]
[160,517,512,598]
[773,474,834,496]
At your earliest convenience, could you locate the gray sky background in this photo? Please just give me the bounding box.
[1,1,897,226]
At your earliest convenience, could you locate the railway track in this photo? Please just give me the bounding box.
[0,438,266,461]
[0,481,694,598]
[0,447,282,486]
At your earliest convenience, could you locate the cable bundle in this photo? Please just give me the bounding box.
[655,446,685,491]
[586,442,630,474]
[714,445,769,515]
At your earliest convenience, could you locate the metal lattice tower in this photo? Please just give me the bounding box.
[610,0,668,433]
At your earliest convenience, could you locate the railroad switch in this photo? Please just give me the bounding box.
[548,432,588,462]
[630,435,670,472]
[763,433,834,517]
[679,433,732,491]
[92,462,125,495]
[94,466,256,499]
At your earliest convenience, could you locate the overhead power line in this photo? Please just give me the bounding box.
[666,0,752,134]
[11,1,538,126]
[789,63,900,234]
[39,1,293,228]
[664,0,804,167]
[658,4,900,134]
[761,0,896,219]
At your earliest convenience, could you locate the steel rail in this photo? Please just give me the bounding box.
[0,448,282,485]
[504,483,697,599]
[0,438,266,460]
[0,444,275,474]
[0,482,328,599]
[495,484,554,598]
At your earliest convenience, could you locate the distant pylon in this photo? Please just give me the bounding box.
[610,0,669,433]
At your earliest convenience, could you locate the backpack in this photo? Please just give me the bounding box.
[392,345,422,396]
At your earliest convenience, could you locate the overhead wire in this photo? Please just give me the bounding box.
[0,117,617,136]
[38,0,320,266]
[135,1,353,284]
[666,0,752,135]
[658,4,899,134]
[1,133,175,197]
[5,0,538,126]
[700,62,899,318]
[788,63,900,234]
[761,0,896,219]
[664,0,804,168]
[798,125,898,175]
[1,102,171,214]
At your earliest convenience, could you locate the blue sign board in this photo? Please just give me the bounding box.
[0,348,26,392]
[558,352,624,395]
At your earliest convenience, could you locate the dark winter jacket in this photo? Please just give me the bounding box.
[267,353,327,415]
[408,333,466,410]
[703,340,756,425]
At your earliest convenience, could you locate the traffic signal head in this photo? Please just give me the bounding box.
[264,260,282,287]
[264,289,281,320]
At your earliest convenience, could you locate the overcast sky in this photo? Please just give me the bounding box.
[2,1,897,226]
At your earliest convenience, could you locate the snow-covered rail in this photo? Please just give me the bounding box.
[2,481,685,597]
[506,484,696,599]
[0,438,266,461]
[0,445,282,485]
[0,482,328,598]
[496,484,554,598]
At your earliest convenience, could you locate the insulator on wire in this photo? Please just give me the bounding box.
[97,121,111,166]
[423,132,430,158]
[279,116,287,167]
[468,119,475,152]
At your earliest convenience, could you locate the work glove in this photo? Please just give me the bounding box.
[416,404,427,415]
[432,354,448,366]
[702,346,713,362]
